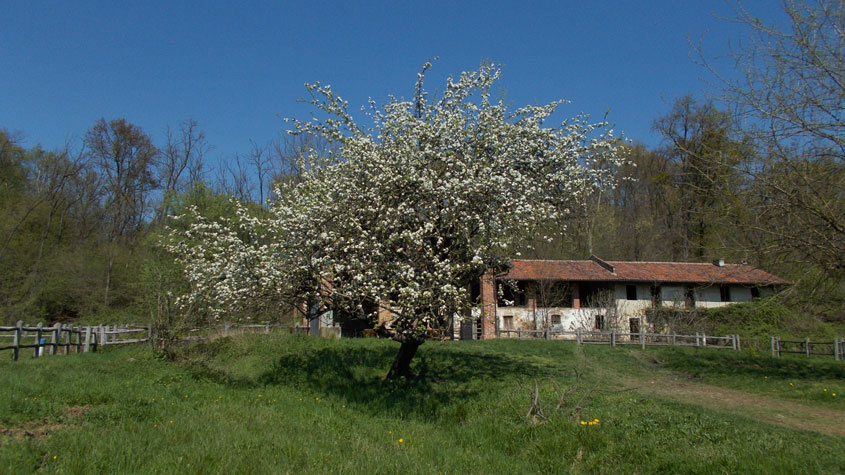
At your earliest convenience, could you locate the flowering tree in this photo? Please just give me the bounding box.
[167,64,622,378]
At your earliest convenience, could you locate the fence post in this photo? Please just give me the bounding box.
[544,328,550,340]
[576,328,582,344]
[695,332,700,347]
[672,333,676,346]
[518,328,522,339]
[83,327,91,352]
[265,323,270,334]
[736,334,741,352]
[99,324,106,348]
[64,325,71,354]
[12,321,22,361]
[731,334,736,351]
[50,323,59,355]
[702,332,707,347]
[806,337,811,358]
[835,338,841,361]
[610,330,616,347]
[224,322,231,337]
[640,330,645,350]
[35,322,43,357]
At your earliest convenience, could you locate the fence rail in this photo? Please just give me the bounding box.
[1,321,150,361]
[497,327,741,351]
[770,336,843,360]
[2,321,315,361]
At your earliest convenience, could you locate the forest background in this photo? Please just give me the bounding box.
[0,1,841,335]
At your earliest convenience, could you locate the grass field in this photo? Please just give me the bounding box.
[2,335,843,474]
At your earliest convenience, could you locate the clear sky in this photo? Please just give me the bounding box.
[1,1,785,163]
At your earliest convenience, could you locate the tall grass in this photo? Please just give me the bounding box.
[1,335,843,473]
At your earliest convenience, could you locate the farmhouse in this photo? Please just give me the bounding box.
[462,256,789,340]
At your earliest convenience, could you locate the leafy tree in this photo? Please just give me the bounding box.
[168,64,622,378]
[653,96,750,261]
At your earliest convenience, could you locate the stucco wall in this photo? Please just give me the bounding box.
[494,282,770,334]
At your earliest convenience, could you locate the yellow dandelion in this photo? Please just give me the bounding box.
[53,456,57,460]
[398,439,404,443]
[833,393,837,397]
[789,383,794,387]
[388,431,393,434]
[342,405,346,408]
[154,424,158,427]
[169,420,173,424]
[824,389,828,392]
[580,421,587,426]
[258,394,262,398]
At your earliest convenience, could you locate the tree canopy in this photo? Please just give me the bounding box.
[168,63,623,377]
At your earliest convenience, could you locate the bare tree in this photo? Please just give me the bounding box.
[84,118,159,305]
[214,155,255,203]
[700,1,844,274]
[533,280,572,330]
[157,119,209,224]
[247,140,272,205]
[268,132,336,189]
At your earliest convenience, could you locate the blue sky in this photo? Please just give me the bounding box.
[1,1,784,163]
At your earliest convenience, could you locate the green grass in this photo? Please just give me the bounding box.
[2,335,844,474]
[650,346,845,408]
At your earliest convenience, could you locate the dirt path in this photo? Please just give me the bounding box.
[628,376,845,437]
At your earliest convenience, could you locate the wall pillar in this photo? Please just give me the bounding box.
[480,270,497,339]
[572,282,581,309]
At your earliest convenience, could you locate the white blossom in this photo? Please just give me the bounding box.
[166,63,623,343]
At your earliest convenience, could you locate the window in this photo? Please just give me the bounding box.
[503,315,514,330]
[581,282,613,308]
[543,282,573,307]
[626,285,637,300]
[594,314,606,330]
[629,317,640,334]
[750,287,760,299]
[650,285,662,307]
[720,285,731,302]
[552,315,561,326]
[685,286,696,308]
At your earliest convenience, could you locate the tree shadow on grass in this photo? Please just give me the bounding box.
[255,343,555,420]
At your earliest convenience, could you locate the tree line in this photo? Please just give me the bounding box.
[0,0,841,327]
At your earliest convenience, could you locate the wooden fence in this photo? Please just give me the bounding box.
[0,321,150,361]
[1,321,316,361]
[770,336,843,360]
[497,328,741,351]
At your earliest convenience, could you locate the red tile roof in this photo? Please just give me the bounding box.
[501,259,790,286]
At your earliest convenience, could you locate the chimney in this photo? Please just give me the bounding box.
[590,255,615,274]
[713,259,725,267]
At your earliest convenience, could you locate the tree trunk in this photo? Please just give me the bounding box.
[385,339,422,379]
